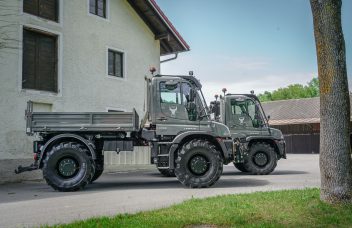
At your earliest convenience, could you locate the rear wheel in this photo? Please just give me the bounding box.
[244,142,277,175]
[233,162,249,172]
[91,158,104,183]
[157,168,176,177]
[175,139,223,188]
[43,142,94,191]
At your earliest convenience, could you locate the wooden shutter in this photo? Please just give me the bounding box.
[22,29,58,93]
[23,0,58,22]
[23,0,39,16]
[22,29,37,90]
[115,52,123,78]
[97,0,106,18]
[39,0,58,22]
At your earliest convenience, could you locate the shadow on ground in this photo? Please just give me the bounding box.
[222,170,308,176]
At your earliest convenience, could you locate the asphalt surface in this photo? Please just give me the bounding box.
[0,154,320,227]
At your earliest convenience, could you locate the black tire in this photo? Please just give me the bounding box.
[233,162,249,172]
[175,139,223,188]
[244,142,277,175]
[91,159,104,183]
[43,142,94,192]
[157,168,176,177]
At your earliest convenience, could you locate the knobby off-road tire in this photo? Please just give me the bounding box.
[233,162,249,173]
[43,142,94,191]
[158,168,176,177]
[91,159,104,183]
[175,139,223,188]
[244,142,277,175]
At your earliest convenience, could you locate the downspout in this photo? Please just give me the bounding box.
[160,53,178,63]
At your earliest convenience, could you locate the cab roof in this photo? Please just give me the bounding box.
[153,74,202,89]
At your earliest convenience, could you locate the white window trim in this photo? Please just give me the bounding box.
[106,107,126,112]
[20,0,64,27]
[87,0,110,22]
[106,46,127,81]
[18,24,63,97]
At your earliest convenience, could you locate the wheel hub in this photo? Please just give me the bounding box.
[253,152,268,167]
[189,155,209,175]
[58,158,78,177]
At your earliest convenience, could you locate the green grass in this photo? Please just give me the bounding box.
[52,189,352,228]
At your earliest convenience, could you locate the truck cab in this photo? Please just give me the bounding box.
[143,75,234,176]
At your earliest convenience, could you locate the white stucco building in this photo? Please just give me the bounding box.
[0,0,189,182]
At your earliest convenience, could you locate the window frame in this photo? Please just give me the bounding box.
[106,46,126,80]
[88,0,109,20]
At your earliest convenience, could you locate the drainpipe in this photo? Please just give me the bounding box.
[160,53,178,64]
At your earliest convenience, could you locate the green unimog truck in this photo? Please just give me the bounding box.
[209,90,286,175]
[16,74,235,191]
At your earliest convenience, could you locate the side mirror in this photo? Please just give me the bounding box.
[189,89,197,102]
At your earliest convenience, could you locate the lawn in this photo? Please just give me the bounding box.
[52,188,352,228]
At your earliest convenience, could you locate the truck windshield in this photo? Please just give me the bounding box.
[228,98,264,129]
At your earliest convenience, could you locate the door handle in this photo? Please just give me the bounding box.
[157,117,168,121]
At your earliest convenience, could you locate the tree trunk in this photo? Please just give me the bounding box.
[310,0,352,203]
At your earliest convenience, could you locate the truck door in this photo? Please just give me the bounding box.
[227,98,264,134]
[155,80,200,136]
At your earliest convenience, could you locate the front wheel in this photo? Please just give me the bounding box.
[42,142,94,191]
[175,139,223,188]
[244,142,277,175]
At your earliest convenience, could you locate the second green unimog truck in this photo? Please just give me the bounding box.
[209,90,286,175]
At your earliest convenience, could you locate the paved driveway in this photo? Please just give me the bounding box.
[0,154,319,227]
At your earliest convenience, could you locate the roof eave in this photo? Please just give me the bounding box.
[127,0,190,56]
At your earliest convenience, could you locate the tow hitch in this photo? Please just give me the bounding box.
[15,161,38,174]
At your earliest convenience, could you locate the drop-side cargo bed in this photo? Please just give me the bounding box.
[25,101,139,135]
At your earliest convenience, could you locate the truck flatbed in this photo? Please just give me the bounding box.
[26,102,139,134]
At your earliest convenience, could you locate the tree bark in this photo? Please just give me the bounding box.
[310,0,352,203]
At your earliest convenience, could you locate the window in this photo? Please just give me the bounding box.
[23,0,59,22]
[22,28,58,93]
[89,0,106,18]
[159,82,197,121]
[108,49,124,78]
[228,98,263,128]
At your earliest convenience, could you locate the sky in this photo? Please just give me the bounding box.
[156,0,352,102]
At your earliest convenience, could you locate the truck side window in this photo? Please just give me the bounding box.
[230,99,261,128]
[160,82,188,120]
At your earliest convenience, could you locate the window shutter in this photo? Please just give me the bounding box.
[115,52,123,78]
[38,0,58,22]
[22,28,58,93]
[23,0,39,16]
[37,34,57,92]
[23,0,58,22]
[22,29,37,90]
